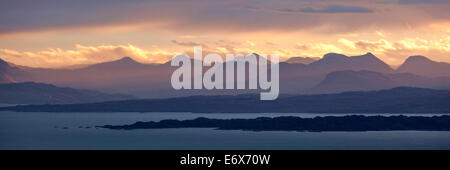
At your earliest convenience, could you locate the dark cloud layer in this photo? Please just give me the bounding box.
[0,0,449,34]
[299,5,373,13]
[397,0,450,4]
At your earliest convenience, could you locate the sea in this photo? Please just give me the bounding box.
[1,111,450,150]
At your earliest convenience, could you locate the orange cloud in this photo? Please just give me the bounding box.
[333,37,450,65]
[0,44,178,68]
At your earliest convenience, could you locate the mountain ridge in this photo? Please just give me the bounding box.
[397,55,450,77]
[0,82,135,104]
[1,52,450,98]
[308,52,394,73]
[2,87,449,113]
[285,56,320,64]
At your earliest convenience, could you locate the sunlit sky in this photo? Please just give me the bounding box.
[0,0,449,68]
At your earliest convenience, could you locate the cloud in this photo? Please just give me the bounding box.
[171,40,208,48]
[2,37,450,68]
[354,39,396,52]
[333,37,450,65]
[338,38,356,49]
[0,44,178,68]
[270,5,373,14]
[0,0,147,34]
[295,42,343,55]
[299,5,373,13]
[1,0,449,67]
[0,0,449,35]
[245,41,256,47]
[397,0,450,4]
[351,38,450,52]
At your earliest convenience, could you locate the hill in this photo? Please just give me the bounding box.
[397,55,450,77]
[2,87,450,113]
[284,56,320,64]
[0,82,135,104]
[2,53,450,98]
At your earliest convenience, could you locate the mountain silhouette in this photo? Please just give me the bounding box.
[0,58,28,83]
[309,52,393,73]
[0,58,7,67]
[82,56,147,70]
[1,52,450,98]
[397,55,450,77]
[306,70,397,94]
[0,82,135,104]
[0,59,13,83]
[285,56,319,64]
[306,70,450,94]
[3,87,450,113]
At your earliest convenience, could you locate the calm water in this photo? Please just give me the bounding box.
[1,111,450,150]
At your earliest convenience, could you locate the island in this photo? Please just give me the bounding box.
[98,115,450,132]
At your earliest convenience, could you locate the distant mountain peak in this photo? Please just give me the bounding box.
[0,58,17,83]
[285,56,319,64]
[404,55,433,63]
[351,52,378,59]
[308,52,393,73]
[365,52,374,55]
[116,56,137,63]
[0,58,8,66]
[109,56,142,64]
[322,53,349,60]
[398,55,435,69]
[351,52,389,64]
[82,56,143,70]
[359,52,376,58]
[311,53,349,65]
[397,55,450,77]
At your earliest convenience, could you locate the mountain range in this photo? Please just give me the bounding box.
[3,87,450,113]
[397,55,450,77]
[306,70,450,94]
[1,52,450,99]
[0,82,134,104]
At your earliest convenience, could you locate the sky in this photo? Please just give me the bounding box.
[0,0,449,68]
